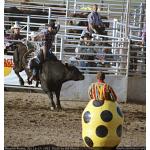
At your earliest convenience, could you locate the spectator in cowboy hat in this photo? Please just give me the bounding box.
[9,21,24,40]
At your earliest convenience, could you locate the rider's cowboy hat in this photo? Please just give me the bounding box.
[11,21,21,29]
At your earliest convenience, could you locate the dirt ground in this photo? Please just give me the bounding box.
[4,92,146,147]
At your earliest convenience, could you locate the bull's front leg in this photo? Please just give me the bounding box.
[47,91,56,110]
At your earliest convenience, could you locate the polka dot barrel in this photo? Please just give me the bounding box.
[82,99,124,148]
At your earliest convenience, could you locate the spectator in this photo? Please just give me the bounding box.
[88,71,117,101]
[80,26,91,40]
[75,33,96,68]
[27,32,38,51]
[4,22,24,55]
[88,4,104,34]
[96,46,113,67]
[9,21,24,40]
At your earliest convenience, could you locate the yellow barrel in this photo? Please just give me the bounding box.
[82,99,124,148]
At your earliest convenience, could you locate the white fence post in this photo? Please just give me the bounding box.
[74,0,77,13]
[125,0,130,39]
[112,19,119,75]
[133,8,137,26]
[48,8,51,24]
[126,39,130,77]
[27,16,30,41]
[65,0,69,35]
[60,35,64,60]
[119,39,128,76]
[112,18,118,54]
[138,2,145,36]
[107,4,110,19]
[54,34,58,55]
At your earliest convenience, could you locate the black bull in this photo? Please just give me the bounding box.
[5,42,84,110]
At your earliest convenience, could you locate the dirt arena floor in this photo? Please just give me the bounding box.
[4,92,146,147]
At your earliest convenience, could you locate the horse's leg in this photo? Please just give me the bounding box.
[14,70,24,86]
[47,91,56,110]
[55,86,62,110]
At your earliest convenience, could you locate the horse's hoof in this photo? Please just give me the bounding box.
[28,81,32,85]
[20,80,24,86]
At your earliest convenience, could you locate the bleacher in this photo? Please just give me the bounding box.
[4,0,146,76]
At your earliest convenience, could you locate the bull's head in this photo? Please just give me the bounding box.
[65,63,84,81]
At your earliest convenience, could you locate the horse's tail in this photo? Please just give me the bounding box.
[13,44,19,64]
[22,49,34,79]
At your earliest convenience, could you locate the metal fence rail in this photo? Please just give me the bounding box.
[4,0,146,77]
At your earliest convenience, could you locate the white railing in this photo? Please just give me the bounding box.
[4,0,146,77]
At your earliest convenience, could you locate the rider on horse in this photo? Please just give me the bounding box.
[28,21,60,82]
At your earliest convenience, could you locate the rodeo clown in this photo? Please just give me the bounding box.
[28,21,60,82]
[82,72,124,150]
[88,72,117,101]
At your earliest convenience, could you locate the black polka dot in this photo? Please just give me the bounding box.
[93,100,104,107]
[84,136,93,147]
[83,111,91,123]
[116,125,122,137]
[100,110,113,122]
[117,107,123,117]
[96,125,108,138]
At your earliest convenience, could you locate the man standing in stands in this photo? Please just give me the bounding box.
[88,4,104,34]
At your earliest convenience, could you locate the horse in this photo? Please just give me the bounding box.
[4,42,35,86]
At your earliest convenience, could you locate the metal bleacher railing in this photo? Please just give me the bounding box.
[4,0,146,77]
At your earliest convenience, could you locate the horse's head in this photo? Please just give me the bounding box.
[4,42,17,54]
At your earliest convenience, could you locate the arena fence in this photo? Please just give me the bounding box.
[4,33,146,77]
[4,0,146,102]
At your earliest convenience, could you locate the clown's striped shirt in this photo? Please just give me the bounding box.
[88,82,117,101]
